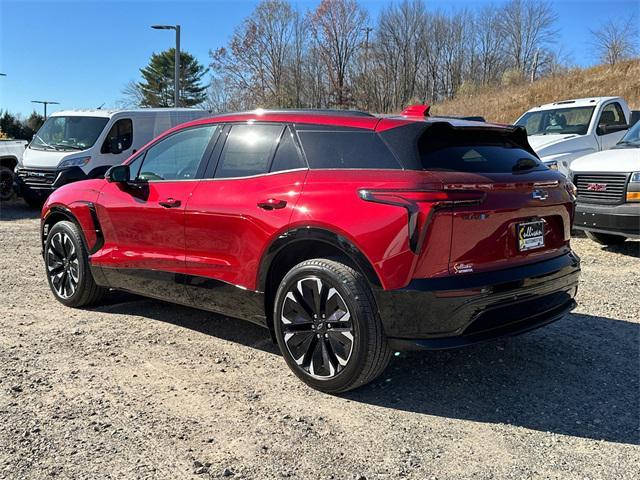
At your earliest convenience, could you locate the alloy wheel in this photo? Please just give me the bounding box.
[280,276,355,379]
[46,231,80,299]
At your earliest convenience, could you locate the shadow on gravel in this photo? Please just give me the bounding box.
[91,291,278,354]
[92,291,640,445]
[0,200,40,221]
[347,313,640,445]
[603,241,640,258]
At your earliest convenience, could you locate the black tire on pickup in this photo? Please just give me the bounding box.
[273,258,391,393]
[0,165,15,201]
[585,231,627,245]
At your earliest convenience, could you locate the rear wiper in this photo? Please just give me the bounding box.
[512,158,538,172]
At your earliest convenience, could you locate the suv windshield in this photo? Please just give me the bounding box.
[515,106,595,136]
[615,121,640,148]
[31,116,109,151]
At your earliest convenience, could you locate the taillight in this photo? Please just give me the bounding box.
[358,188,484,252]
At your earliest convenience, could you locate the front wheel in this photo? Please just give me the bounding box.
[273,258,391,393]
[44,221,107,307]
[585,231,627,246]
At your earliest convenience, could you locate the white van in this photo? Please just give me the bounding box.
[15,108,210,207]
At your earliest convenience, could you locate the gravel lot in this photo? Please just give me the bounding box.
[1,199,639,480]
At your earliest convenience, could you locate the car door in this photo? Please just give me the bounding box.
[94,124,220,301]
[184,124,308,317]
[596,102,627,150]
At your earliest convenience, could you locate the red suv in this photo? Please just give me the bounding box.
[41,107,580,393]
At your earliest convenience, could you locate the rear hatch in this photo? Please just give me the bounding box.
[381,121,574,277]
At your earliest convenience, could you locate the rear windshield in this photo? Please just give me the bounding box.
[297,130,401,169]
[419,127,545,173]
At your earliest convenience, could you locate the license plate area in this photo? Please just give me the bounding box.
[517,220,545,251]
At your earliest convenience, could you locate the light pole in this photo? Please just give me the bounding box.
[151,24,181,107]
[31,100,60,120]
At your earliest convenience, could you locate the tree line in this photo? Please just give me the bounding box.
[203,0,636,113]
[0,111,44,140]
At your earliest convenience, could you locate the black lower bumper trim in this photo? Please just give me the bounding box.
[574,202,640,238]
[375,252,580,341]
[388,298,576,350]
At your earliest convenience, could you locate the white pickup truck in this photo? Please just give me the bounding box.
[570,120,640,245]
[0,139,27,201]
[515,97,632,176]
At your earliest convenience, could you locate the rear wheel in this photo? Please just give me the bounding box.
[45,221,107,307]
[0,165,15,201]
[273,258,391,393]
[585,231,627,246]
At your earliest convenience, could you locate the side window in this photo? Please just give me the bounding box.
[101,119,133,154]
[270,127,306,172]
[297,130,401,169]
[598,103,626,134]
[136,126,217,181]
[215,124,283,178]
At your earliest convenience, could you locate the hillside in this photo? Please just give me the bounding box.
[432,59,640,124]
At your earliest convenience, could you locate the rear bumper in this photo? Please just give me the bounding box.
[574,202,640,238]
[375,252,580,350]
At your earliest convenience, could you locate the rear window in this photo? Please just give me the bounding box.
[419,127,545,173]
[297,130,400,169]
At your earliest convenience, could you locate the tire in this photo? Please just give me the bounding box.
[22,188,45,209]
[585,231,627,246]
[0,165,15,201]
[273,258,391,393]
[44,221,107,307]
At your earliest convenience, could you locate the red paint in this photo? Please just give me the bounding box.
[42,111,576,295]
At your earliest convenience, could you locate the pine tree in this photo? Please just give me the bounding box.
[137,49,207,107]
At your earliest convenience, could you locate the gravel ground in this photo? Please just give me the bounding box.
[1,199,639,480]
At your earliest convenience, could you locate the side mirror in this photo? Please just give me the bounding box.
[105,164,130,183]
[108,138,124,154]
[598,123,629,135]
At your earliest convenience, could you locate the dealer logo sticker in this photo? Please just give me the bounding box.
[453,263,474,274]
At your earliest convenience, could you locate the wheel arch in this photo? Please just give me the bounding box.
[41,203,103,256]
[259,227,382,341]
[0,155,19,169]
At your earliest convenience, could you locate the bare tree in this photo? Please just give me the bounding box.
[498,0,557,76]
[590,17,638,66]
[309,0,368,107]
[210,0,297,108]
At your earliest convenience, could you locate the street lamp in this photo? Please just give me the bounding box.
[32,100,60,120]
[151,24,181,107]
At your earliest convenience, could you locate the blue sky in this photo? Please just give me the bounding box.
[0,0,638,117]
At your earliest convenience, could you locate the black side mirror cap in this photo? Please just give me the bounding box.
[105,164,130,183]
[598,123,629,135]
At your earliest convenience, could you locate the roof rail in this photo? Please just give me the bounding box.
[216,108,375,118]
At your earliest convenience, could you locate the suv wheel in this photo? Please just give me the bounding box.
[273,259,391,393]
[45,221,106,307]
[585,231,627,246]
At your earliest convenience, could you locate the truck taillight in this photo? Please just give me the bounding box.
[358,188,485,253]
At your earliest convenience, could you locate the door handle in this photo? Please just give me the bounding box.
[257,198,287,210]
[159,198,182,208]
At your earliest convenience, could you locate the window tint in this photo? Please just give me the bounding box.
[270,127,306,172]
[215,124,283,178]
[419,127,544,173]
[598,102,626,129]
[297,130,400,169]
[102,118,133,154]
[136,126,217,181]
